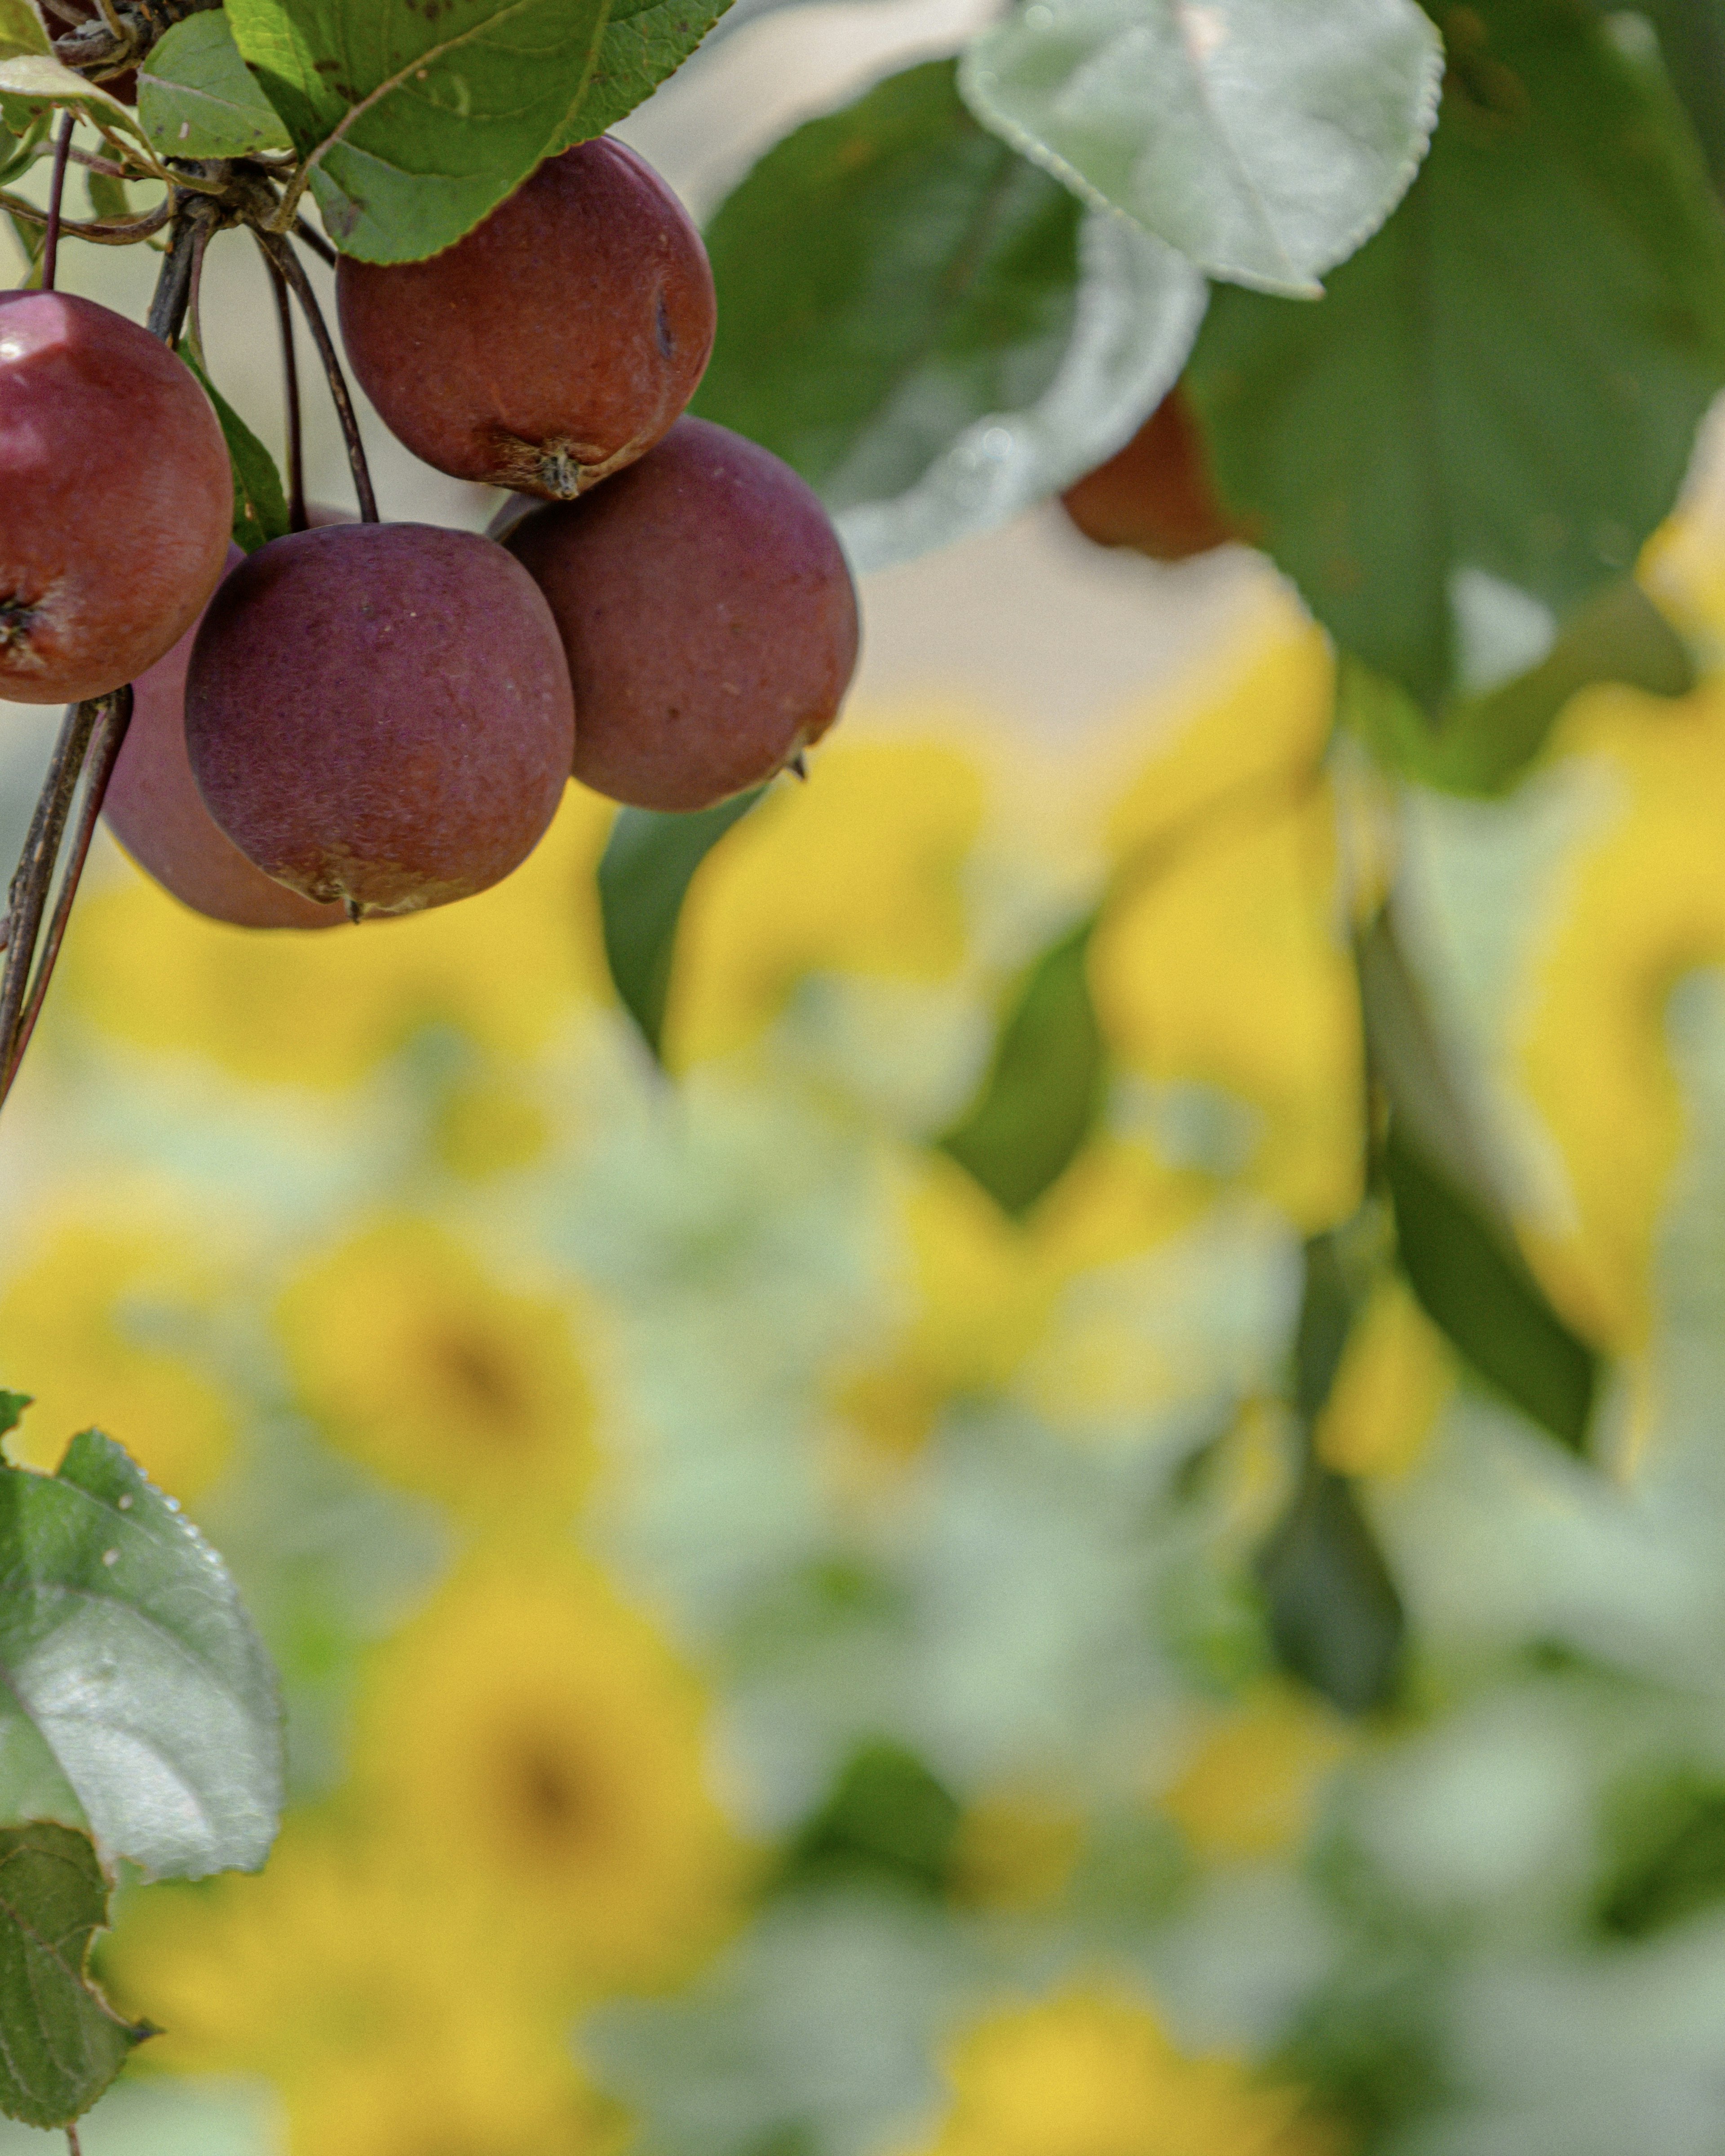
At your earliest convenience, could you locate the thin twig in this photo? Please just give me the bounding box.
[1,688,133,1101]
[268,254,306,531]
[291,214,337,270]
[254,228,377,521]
[0,188,170,244]
[40,112,75,292]
[65,2125,81,2156]
[0,696,102,1082]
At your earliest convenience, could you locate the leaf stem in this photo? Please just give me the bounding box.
[183,215,210,368]
[40,113,75,292]
[268,253,307,531]
[253,229,377,521]
[66,2125,82,2156]
[146,206,199,342]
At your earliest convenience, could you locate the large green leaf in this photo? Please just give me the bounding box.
[1636,0,1725,186]
[226,0,613,263]
[179,345,290,555]
[1340,581,1696,796]
[0,1430,282,1879]
[940,915,1104,1216]
[960,0,1442,296]
[695,59,1205,574]
[0,1822,150,2130]
[1185,0,1725,710]
[1387,1129,1597,1452]
[139,10,292,159]
[598,790,765,1060]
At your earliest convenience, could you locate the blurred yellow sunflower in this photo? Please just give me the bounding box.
[349,1546,747,1996]
[1160,1688,1354,1863]
[275,1219,594,1518]
[664,738,984,1065]
[0,1218,234,1498]
[106,1825,626,2156]
[61,783,614,1089]
[1516,675,1725,1358]
[899,1988,1340,2156]
[1089,601,1361,1236]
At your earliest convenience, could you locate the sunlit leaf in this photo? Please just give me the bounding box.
[0,2,49,62]
[960,0,1442,296]
[0,1822,150,2129]
[139,11,292,160]
[698,59,1204,575]
[0,1429,282,1879]
[598,790,765,1060]
[0,51,152,151]
[227,0,713,264]
[941,916,1103,1215]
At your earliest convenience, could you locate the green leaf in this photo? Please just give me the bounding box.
[959,0,1442,296]
[0,1393,29,1440]
[1632,0,1725,188]
[1256,1458,1405,1714]
[1340,582,1696,795]
[598,789,764,1060]
[0,1429,282,1879]
[1387,1128,1597,1452]
[544,0,733,149]
[178,346,289,555]
[84,164,128,221]
[940,915,1103,1215]
[0,106,43,186]
[777,1741,960,1898]
[1256,1228,1405,1715]
[0,3,48,62]
[138,11,292,160]
[0,1822,151,2129]
[226,0,640,264]
[697,59,1205,574]
[1185,0,1725,710]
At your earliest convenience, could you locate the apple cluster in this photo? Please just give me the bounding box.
[0,140,860,929]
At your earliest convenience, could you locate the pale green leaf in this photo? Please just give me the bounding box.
[0,51,152,150]
[0,1823,150,2130]
[696,57,1206,574]
[960,0,1442,296]
[138,11,292,159]
[0,1430,282,1880]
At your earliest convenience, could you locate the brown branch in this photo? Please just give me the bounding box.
[268,255,307,531]
[0,696,104,1089]
[291,214,337,270]
[253,227,378,521]
[0,688,133,1103]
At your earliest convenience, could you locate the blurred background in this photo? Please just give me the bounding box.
[11,7,1725,2155]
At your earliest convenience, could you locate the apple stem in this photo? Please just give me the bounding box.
[267,256,309,533]
[253,229,379,523]
[40,112,75,294]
